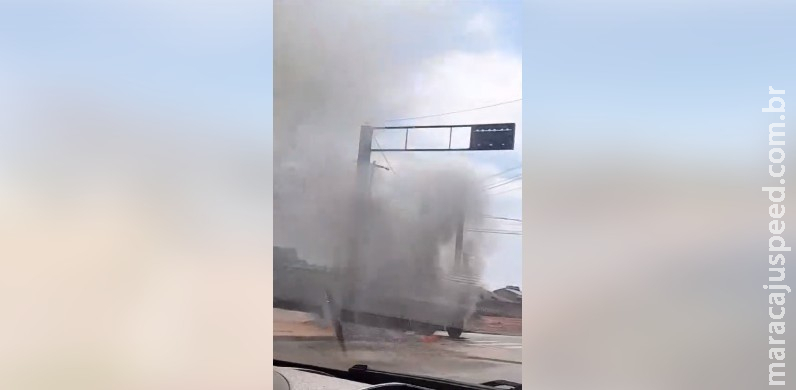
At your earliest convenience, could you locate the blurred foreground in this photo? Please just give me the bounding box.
[273,309,521,384]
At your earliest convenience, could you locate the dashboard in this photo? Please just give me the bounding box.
[274,367,430,389]
[274,367,367,390]
[273,362,521,390]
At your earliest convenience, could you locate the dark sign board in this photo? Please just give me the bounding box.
[469,123,515,150]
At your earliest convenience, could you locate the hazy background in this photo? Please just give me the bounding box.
[0,1,272,389]
[525,1,796,389]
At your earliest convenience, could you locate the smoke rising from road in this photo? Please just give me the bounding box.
[274,1,488,320]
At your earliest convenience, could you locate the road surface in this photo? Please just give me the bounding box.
[274,329,522,385]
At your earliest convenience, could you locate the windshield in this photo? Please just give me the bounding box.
[274,0,522,385]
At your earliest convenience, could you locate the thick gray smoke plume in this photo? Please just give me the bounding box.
[274,1,487,320]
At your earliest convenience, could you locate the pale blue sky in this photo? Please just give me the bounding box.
[525,1,796,168]
[0,1,271,137]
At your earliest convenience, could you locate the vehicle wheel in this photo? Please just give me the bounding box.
[446,326,463,339]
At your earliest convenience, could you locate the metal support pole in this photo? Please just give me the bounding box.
[369,162,376,197]
[342,125,374,323]
[454,213,464,270]
[357,125,374,193]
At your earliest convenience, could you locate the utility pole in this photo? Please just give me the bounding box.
[454,212,465,271]
[342,125,374,314]
[356,125,374,194]
[329,125,375,349]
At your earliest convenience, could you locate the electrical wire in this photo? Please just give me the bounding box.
[383,98,522,123]
[466,228,522,236]
[485,174,522,190]
[482,215,522,223]
[490,186,522,196]
[482,165,521,182]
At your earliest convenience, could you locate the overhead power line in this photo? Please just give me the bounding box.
[466,228,522,236]
[482,215,522,223]
[482,165,522,182]
[485,174,522,190]
[384,98,522,123]
[490,186,522,196]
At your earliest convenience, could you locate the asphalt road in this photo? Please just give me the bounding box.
[274,330,522,385]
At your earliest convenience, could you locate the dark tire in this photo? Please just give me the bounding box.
[446,326,463,339]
